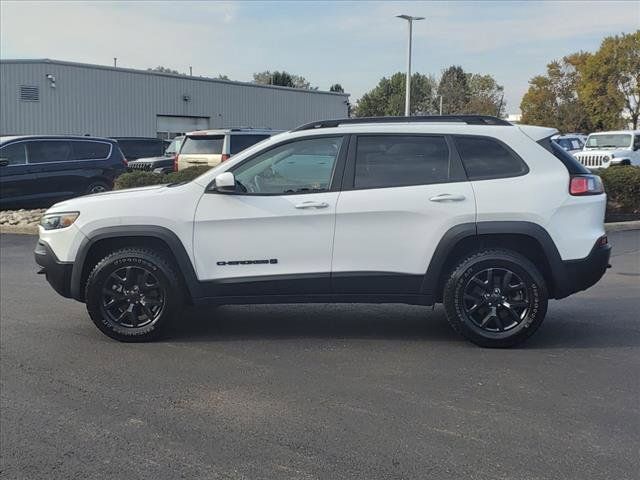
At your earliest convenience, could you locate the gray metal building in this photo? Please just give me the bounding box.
[0,59,349,138]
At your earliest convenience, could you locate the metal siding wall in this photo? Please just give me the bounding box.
[0,62,348,136]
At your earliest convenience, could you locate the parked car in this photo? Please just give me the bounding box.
[128,136,184,174]
[34,115,611,348]
[574,130,640,168]
[112,137,169,161]
[0,135,127,208]
[176,128,281,171]
[551,134,585,155]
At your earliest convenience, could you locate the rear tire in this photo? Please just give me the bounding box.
[443,249,548,348]
[85,248,183,342]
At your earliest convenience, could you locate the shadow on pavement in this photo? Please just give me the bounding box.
[167,303,640,350]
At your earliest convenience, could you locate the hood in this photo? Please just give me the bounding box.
[129,155,171,163]
[47,184,167,212]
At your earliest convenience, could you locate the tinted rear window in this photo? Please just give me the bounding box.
[27,141,72,163]
[181,136,224,154]
[117,140,164,159]
[454,136,528,180]
[71,141,110,160]
[354,135,452,189]
[230,135,270,155]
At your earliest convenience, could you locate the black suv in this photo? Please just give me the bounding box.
[0,135,127,208]
[112,137,170,161]
[127,136,183,174]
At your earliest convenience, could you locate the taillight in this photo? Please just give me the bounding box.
[569,175,604,196]
[221,153,230,162]
[173,155,179,171]
[122,157,128,167]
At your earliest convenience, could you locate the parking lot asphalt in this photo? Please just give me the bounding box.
[1,231,639,480]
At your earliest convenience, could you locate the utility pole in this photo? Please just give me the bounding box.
[113,57,117,68]
[396,14,425,116]
[189,66,193,76]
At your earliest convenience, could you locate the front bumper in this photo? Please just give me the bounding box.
[558,241,611,298]
[34,240,73,298]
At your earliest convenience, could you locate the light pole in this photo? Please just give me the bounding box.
[396,14,424,117]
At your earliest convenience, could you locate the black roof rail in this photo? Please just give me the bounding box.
[292,115,512,132]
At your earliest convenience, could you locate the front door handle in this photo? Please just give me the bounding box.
[429,193,466,202]
[295,201,329,209]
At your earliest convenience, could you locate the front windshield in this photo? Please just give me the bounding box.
[165,137,183,155]
[586,134,632,149]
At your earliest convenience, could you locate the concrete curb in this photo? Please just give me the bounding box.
[1,221,639,237]
[605,220,640,232]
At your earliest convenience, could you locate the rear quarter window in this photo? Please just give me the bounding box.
[71,141,111,160]
[181,136,224,154]
[453,136,528,180]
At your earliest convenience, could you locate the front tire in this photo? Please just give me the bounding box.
[85,248,183,342]
[443,249,548,348]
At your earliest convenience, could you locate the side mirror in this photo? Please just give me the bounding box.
[214,171,236,192]
[0,158,9,167]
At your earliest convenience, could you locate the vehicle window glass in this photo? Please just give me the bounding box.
[230,135,270,155]
[181,136,224,154]
[0,142,27,165]
[27,141,72,163]
[454,136,527,180]
[118,140,163,159]
[71,141,110,160]
[354,135,450,189]
[634,135,640,149]
[586,134,632,149]
[165,137,183,155]
[232,136,342,194]
[570,140,582,150]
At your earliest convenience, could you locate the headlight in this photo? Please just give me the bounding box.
[40,212,80,230]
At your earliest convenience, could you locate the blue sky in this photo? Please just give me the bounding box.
[1,1,638,113]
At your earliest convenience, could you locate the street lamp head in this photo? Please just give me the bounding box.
[396,14,425,21]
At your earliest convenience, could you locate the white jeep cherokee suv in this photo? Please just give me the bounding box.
[35,116,611,348]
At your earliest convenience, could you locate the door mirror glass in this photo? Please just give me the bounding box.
[214,171,236,192]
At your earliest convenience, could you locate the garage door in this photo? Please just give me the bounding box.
[156,116,210,139]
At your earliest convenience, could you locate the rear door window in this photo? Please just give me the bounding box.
[230,135,270,155]
[0,142,28,165]
[354,135,454,189]
[27,141,72,163]
[181,136,224,154]
[454,136,528,180]
[71,141,111,160]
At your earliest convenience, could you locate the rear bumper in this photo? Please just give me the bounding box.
[34,240,73,298]
[556,241,611,298]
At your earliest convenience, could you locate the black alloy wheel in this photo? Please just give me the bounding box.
[462,268,529,333]
[101,265,166,329]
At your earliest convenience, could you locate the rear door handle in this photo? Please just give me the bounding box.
[295,201,329,209]
[429,193,466,202]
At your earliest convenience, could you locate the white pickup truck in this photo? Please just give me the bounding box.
[574,130,640,168]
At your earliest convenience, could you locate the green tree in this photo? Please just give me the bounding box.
[579,31,640,129]
[466,73,506,116]
[148,66,182,75]
[253,71,313,89]
[520,52,594,132]
[437,66,470,115]
[329,83,344,93]
[354,72,437,117]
